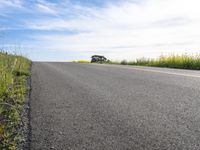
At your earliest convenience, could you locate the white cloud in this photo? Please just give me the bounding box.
[36,3,56,15]
[35,0,58,15]
[0,0,23,8]
[3,0,200,60]
[26,0,200,60]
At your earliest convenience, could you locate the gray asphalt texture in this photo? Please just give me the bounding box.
[30,62,200,150]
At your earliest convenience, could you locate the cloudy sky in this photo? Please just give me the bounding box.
[0,0,200,61]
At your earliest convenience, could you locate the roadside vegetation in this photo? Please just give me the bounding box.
[95,54,200,70]
[74,54,200,70]
[72,60,90,63]
[0,51,31,149]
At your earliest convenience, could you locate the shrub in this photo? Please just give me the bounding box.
[121,60,128,65]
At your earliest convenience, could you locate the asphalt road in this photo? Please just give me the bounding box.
[30,62,200,150]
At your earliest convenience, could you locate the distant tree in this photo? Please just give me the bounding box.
[121,60,128,65]
[91,55,107,63]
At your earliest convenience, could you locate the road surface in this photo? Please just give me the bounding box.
[30,62,200,150]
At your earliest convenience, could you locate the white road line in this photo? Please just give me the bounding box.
[126,67,200,78]
[91,64,200,78]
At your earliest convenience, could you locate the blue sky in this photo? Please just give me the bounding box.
[0,0,200,61]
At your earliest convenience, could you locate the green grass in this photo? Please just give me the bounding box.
[0,51,31,149]
[104,54,200,70]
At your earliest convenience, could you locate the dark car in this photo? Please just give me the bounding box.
[91,55,107,63]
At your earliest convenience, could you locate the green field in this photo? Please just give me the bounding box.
[0,52,31,149]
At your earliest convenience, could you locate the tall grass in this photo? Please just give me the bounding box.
[128,54,200,70]
[104,54,200,70]
[0,51,31,149]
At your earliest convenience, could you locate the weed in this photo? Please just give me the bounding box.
[103,54,200,70]
[0,51,31,149]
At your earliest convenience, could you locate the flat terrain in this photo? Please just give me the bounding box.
[30,62,200,150]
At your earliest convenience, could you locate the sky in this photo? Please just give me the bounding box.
[0,0,200,61]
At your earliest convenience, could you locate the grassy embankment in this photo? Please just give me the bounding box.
[81,54,200,70]
[0,52,31,149]
[123,54,200,70]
